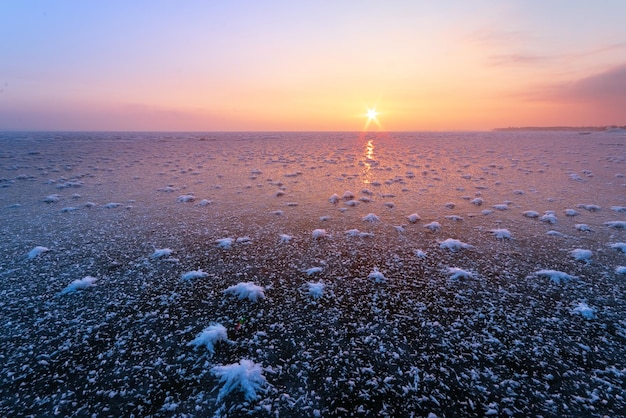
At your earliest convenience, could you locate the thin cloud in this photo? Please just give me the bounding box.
[548,64,626,104]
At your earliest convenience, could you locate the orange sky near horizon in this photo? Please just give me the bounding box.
[1,1,625,131]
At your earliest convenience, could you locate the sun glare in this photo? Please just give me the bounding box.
[362,106,383,132]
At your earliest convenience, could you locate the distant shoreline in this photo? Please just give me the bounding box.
[493,126,626,132]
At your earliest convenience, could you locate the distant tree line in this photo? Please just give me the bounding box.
[494,126,626,132]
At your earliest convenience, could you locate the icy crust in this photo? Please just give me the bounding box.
[1,132,626,417]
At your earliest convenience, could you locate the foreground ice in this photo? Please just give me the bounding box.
[1,131,625,417]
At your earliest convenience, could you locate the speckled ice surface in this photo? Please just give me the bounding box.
[1,131,625,417]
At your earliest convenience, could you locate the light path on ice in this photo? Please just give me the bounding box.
[224,282,265,302]
[447,267,474,280]
[490,229,512,239]
[60,276,97,294]
[368,268,387,283]
[181,270,208,280]
[572,302,595,319]
[151,248,173,259]
[570,248,592,263]
[439,238,473,251]
[188,324,229,354]
[609,242,626,253]
[211,359,267,402]
[311,229,327,239]
[307,281,325,299]
[28,246,49,259]
[531,269,576,284]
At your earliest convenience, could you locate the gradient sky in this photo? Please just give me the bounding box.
[1,0,625,131]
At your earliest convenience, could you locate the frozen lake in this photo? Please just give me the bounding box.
[1,131,625,416]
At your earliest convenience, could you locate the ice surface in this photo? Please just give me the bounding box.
[1,131,625,417]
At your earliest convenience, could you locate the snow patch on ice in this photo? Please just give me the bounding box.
[307,281,325,299]
[60,276,97,294]
[571,302,595,319]
[368,268,388,283]
[447,267,474,280]
[151,248,173,259]
[490,229,512,239]
[181,270,209,281]
[188,324,229,354]
[224,282,265,302]
[531,269,576,284]
[28,246,49,259]
[439,238,473,251]
[570,248,592,263]
[211,359,267,402]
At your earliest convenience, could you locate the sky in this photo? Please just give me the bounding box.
[1,0,625,131]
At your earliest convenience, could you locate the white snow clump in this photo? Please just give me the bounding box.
[312,229,327,239]
[216,238,234,249]
[307,281,325,299]
[532,269,576,284]
[224,282,265,302]
[439,238,473,251]
[447,268,474,280]
[368,268,387,283]
[181,270,209,281]
[424,221,441,232]
[362,213,380,222]
[211,359,267,401]
[569,248,592,263]
[490,229,512,239]
[188,324,229,354]
[151,248,173,259]
[609,242,626,253]
[28,246,49,259]
[61,276,97,294]
[571,302,595,319]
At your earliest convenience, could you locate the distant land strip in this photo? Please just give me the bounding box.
[494,126,626,132]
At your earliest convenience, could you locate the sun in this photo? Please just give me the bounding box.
[361,106,383,132]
